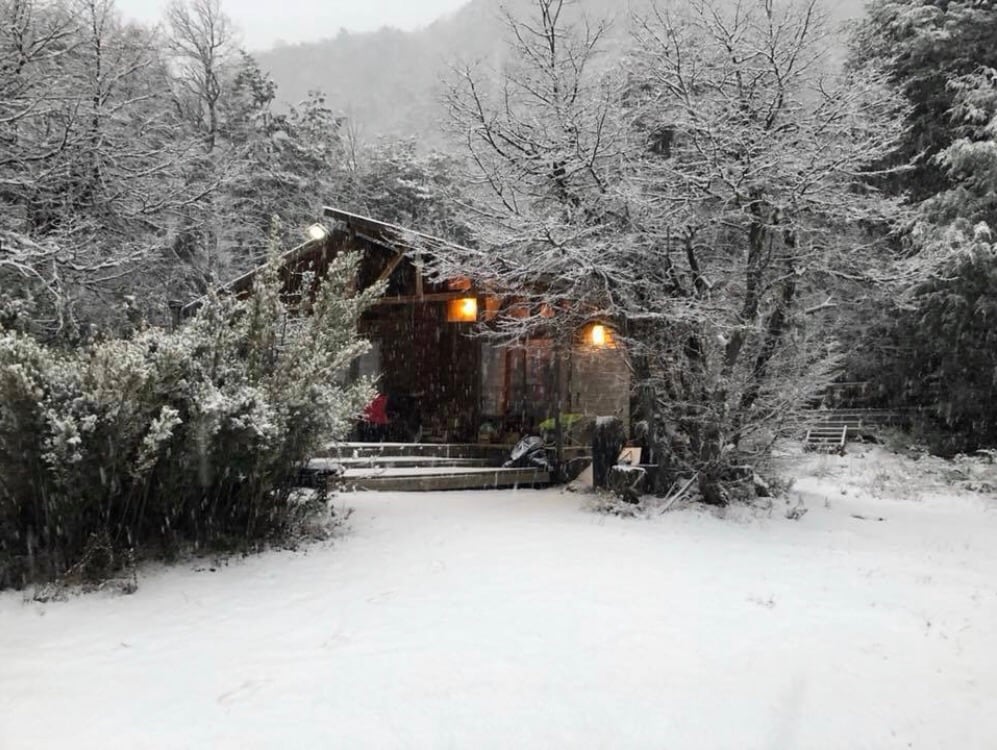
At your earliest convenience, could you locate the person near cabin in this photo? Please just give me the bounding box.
[361,391,390,442]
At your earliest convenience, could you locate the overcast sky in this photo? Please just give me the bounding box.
[114,0,471,50]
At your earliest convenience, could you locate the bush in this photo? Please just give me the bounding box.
[0,246,379,589]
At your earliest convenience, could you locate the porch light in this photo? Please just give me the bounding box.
[587,323,611,348]
[305,223,329,242]
[447,296,478,323]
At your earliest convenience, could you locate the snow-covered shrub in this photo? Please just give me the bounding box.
[0,247,378,589]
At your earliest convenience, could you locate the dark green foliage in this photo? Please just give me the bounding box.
[928,67,997,229]
[851,0,997,201]
[866,233,997,454]
[850,4,997,451]
[0,248,378,589]
[224,54,351,266]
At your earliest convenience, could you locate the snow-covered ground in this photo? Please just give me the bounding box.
[2,446,997,749]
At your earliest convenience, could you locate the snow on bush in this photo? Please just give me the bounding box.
[0,245,380,589]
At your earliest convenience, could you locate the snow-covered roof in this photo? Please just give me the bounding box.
[180,206,471,318]
[323,207,472,256]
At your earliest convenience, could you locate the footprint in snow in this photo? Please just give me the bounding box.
[217,679,269,705]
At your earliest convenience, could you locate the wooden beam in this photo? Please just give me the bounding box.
[414,252,424,300]
[376,252,405,284]
[374,291,475,306]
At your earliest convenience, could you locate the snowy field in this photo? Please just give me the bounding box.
[2,447,997,749]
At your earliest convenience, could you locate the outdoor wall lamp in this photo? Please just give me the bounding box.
[447,296,478,323]
[305,223,330,242]
[586,323,613,348]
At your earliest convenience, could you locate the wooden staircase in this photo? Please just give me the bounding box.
[804,421,849,453]
[801,408,909,452]
[309,442,575,492]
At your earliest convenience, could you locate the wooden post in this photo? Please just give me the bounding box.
[414,251,424,300]
[167,300,182,331]
[553,337,564,479]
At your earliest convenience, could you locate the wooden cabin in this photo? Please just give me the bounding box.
[184,207,631,444]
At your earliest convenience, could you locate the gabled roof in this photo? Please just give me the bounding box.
[180,207,471,318]
[323,207,472,256]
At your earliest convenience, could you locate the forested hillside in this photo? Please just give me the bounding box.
[0,0,465,337]
[258,0,867,143]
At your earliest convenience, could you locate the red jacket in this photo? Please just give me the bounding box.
[363,393,389,425]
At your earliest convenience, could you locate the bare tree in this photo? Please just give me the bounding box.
[441,0,909,502]
[442,0,630,341]
[624,0,909,500]
[0,0,80,318]
[0,0,351,337]
[0,0,205,336]
[437,0,640,465]
[164,0,241,286]
[166,0,235,152]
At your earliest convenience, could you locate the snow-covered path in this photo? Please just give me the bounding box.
[2,456,997,749]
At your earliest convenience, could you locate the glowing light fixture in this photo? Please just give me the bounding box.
[447,296,478,323]
[588,323,610,347]
[305,223,329,242]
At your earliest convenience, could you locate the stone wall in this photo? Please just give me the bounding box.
[569,346,631,432]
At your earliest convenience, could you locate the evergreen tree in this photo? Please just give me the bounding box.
[851,0,997,201]
[223,56,350,266]
[862,67,997,452]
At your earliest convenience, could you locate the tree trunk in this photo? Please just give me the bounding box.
[592,417,625,489]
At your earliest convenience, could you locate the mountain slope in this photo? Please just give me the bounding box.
[257,0,868,145]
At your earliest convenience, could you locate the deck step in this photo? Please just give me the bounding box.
[310,442,563,492]
[312,456,494,470]
[317,442,505,460]
[333,467,551,492]
[317,442,590,462]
